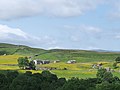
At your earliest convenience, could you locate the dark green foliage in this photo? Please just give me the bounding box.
[0,69,120,90]
[96,68,113,83]
[115,57,120,63]
[97,68,107,79]
[9,71,59,90]
[17,57,29,69]
[17,57,37,70]
[24,71,32,76]
[6,71,19,83]
[57,78,66,87]
[0,73,8,89]
[96,82,120,90]
[41,70,58,83]
[113,57,120,69]
[29,61,36,70]
[0,50,9,55]
[61,77,98,90]
[113,62,118,69]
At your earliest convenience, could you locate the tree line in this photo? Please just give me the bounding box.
[0,68,120,90]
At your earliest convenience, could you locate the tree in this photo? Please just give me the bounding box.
[115,57,120,63]
[96,82,120,90]
[29,61,36,70]
[9,74,41,90]
[113,62,118,69]
[41,70,58,83]
[6,71,19,83]
[17,57,29,69]
[0,73,8,89]
[61,78,87,90]
[96,68,113,83]
[0,50,9,55]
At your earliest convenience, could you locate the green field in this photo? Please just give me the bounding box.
[0,55,120,79]
[0,43,120,78]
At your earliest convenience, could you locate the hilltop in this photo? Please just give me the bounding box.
[0,43,120,62]
[0,43,46,55]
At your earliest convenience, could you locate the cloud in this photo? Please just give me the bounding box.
[71,36,81,42]
[109,0,120,18]
[63,24,102,43]
[0,24,56,47]
[114,33,120,39]
[0,25,28,41]
[48,46,65,50]
[0,0,104,20]
[80,25,102,33]
[85,46,103,50]
[64,24,102,33]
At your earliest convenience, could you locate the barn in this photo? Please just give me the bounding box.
[33,60,50,65]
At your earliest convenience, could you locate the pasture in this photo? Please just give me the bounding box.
[0,55,120,79]
[0,55,20,64]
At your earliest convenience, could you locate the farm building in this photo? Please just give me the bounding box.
[67,60,76,64]
[54,60,60,63]
[33,60,50,65]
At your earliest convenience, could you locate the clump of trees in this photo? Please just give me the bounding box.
[0,50,9,55]
[17,57,36,70]
[0,69,120,90]
[115,57,120,63]
[95,68,120,90]
[0,70,66,90]
[113,57,120,69]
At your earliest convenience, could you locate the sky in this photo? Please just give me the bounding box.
[0,0,120,50]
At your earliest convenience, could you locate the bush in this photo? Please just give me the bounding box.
[113,62,118,69]
[0,51,9,55]
[96,68,113,82]
[115,57,120,63]
[17,57,29,69]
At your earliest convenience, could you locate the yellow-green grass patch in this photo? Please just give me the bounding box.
[0,65,19,70]
[0,55,22,64]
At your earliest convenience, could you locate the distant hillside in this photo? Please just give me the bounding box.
[0,43,120,62]
[0,43,46,55]
[36,49,120,62]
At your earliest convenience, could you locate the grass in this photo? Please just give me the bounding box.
[1,43,120,78]
[0,65,19,70]
[0,43,120,63]
[0,59,120,79]
[51,70,96,79]
[36,50,120,63]
[0,54,119,79]
[33,62,120,78]
[0,55,21,64]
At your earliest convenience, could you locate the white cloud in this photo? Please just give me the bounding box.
[80,25,102,33]
[109,0,120,18]
[115,34,120,39]
[63,24,102,43]
[85,46,102,50]
[0,25,27,38]
[0,0,104,20]
[0,24,56,47]
[115,36,120,39]
[48,46,65,50]
[71,36,81,42]
[64,24,102,33]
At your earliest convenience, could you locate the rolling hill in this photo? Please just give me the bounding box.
[0,43,46,55]
[0,43,120,62]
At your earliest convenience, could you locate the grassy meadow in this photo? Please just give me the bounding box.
[0,43,120,79]
[0,55,120,79]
